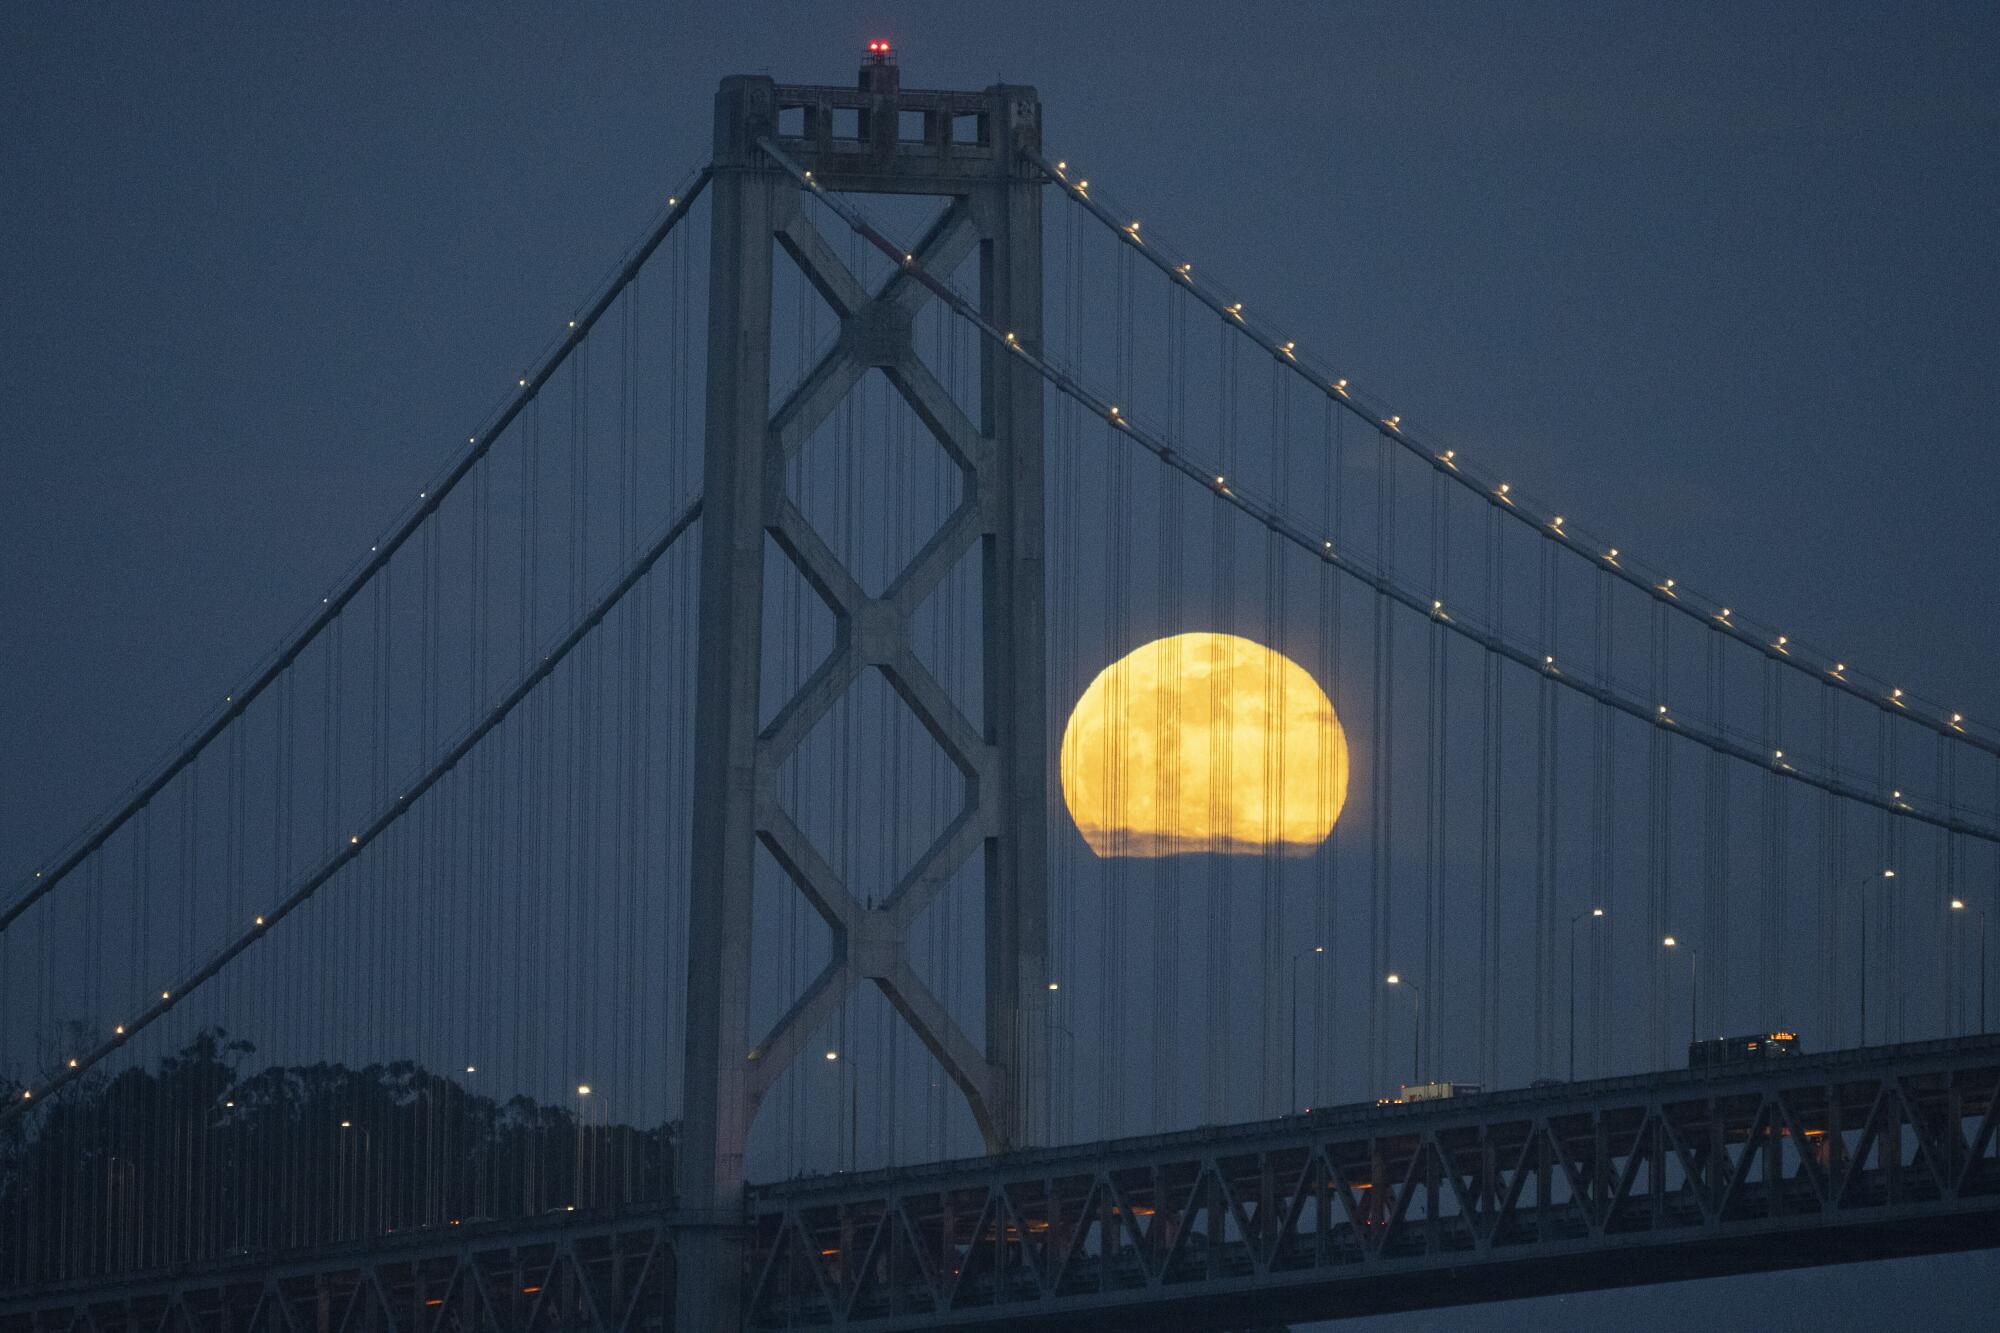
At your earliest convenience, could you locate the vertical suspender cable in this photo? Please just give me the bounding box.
[1591,565,1614,1076]
[1937,737,1953,1031]
[1424,468,1445,1084]
[1263,360,1288,1110]
[1703,626,1727,1034]
[1100,241,1131,1136]
[1478,505,1501,1091]
[1882,714,1901,1040]
[1205,320,1234,1123]
[1368,427,1394,1094]
[1648,599,1668,1066]
[1534,537,1555,1077]
[1823,684,1844,1044]
[1762,656,1784,1024]
[1317,398,1342,1104]
[1153,275,1185,1130]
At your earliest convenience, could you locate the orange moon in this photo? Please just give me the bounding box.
[1060,632,1349,858]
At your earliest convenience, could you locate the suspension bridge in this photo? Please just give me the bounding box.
[3,53,1996,1331]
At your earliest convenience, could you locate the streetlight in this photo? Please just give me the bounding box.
[1855,869,1896,1046]
[337,1121,373,1235]
[1951,898,1987,1034]
[821,1050,857,1169]
[1662,936,1697,1047]
[1385,974,1423,1086]
[1569,908,1605,1082]
[1291,945,1326,1112]
[574,1085,594,1210]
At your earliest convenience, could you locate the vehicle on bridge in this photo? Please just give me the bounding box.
[1688,1030,1802,1069]
[1377,1079,1483,1105]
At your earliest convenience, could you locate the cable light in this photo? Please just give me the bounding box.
[767,139,1998,849]
[1014,150,2000,797]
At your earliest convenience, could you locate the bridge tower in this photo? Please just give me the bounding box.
[678,54,1049,1328]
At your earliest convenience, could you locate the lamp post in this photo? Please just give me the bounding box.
[1569,908,1605,1082]
[1951,898,1987,1034]
[821,1051,857,1170]
[1290,945,1326,1112]
[1043,982,1065,1142]
[574,1085,593,1210]
[337,1121,372,1236]
[1854,868,1896,1046]
[1385,974,1423,1087]
[1662,937,1696,1047]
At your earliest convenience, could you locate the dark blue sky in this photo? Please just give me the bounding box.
[4,3,1997,1324]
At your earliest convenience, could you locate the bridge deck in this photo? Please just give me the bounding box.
[8,1036,1998,1331]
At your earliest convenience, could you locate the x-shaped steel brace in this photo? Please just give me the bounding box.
[740,193,1007,1144]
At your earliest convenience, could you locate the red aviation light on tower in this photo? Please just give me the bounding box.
[866,39,893,57]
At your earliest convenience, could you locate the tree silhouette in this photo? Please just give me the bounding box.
[1,1031,674,1290]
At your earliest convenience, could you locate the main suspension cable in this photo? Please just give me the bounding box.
[753,137,2000,845]
[3,169,714,934]
[1030,150,1992,764]
[4,497,703,1121]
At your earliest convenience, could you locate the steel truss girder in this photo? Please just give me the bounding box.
[2,1217,682,1333]
[10,1040,1998,1333]
[742,1035,2000,1330]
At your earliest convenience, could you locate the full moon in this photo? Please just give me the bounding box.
[1060,632,1349,858]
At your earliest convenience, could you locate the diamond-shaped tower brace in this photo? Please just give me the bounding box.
[678,60,1047,1327]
